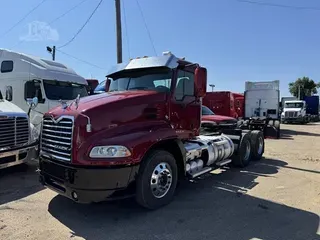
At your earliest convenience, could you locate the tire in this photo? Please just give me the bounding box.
[273,120,280,139]
[135,150,178,210]
[250,130,265,161]
[232,132,252,168]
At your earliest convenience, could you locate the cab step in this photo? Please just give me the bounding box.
[216,159,232,167]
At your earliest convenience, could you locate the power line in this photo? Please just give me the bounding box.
[0,0,49,39]
[122,0,131,59]
[48,0,90,24]
[135,0,157,55]
[11,0,90,48]
[236,0,320,11]
[58,0,103,49]
[56,49,106,70]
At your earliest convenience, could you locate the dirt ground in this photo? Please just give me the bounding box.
[0,123,320,240]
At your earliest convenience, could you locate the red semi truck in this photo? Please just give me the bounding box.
[37,52,265,209]
[203,91,244,119]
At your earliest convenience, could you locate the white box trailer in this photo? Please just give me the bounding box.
[245,80,280,119]
[239,80,280,139]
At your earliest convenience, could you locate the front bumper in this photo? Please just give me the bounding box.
[282,116,304,122]
[0,141,39,170]
[39,157,139,203]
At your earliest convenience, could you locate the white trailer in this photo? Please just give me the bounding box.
[244,80,280,119]
[239,80,280,138]
[0,49,88,134]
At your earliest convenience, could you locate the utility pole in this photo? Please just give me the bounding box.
[115,0,122,63]
[209,84,215,92]
[46,46,56,61]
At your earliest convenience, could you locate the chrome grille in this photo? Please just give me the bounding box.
[0,116,29,150]
[41,116,73,162]
[16,117,29,145]
[285,111,297,118]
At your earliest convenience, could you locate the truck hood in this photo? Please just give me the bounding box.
[202,114,237,123]
[0,100,27,115]
[283,108,301,112]
[49,90,162,114]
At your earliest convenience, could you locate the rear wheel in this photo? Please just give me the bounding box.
[274,120,280,139]
[250,130,264,161]
[232,133,252,168]
[136,150,178,210]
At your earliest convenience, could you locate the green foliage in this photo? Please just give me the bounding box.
[289,77,320,99]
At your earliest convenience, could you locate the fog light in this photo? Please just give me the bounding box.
[71,191,78,201]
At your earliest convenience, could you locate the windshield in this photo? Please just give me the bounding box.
[43,80,88,100]
[109,68,172,93]
[285,102,304,108]
[94,80,106,92]
[202,106,215,115]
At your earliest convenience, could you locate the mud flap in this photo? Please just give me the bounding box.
[264,119,280,139]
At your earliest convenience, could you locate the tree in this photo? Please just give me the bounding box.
[288,77,320,99]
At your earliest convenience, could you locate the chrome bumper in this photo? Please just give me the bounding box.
[0,141,39,170]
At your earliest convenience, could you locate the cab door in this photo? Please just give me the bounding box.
[24,79,48,127]
[169,69,201,139]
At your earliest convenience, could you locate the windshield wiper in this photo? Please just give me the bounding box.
[128,87,148,90]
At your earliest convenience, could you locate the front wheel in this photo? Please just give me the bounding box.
[136,150,178,210]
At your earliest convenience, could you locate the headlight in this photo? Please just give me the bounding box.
[89,145,131,158]
[30,123,39,142]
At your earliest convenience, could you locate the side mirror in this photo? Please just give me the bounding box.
[105,79,111,92]
[26,97,39,110]
[194,67,207,98]
[5,86,13,101]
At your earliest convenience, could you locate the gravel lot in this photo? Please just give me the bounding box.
[0,123,320,240]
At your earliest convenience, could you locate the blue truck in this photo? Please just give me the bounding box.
[304,95,319,122]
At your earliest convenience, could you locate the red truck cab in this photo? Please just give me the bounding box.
[201,105,238,129]
[85,79,99,95]
[37,52,264,209]
[203,91,244,118]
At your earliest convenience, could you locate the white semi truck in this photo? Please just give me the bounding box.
[281,100,308,124]
[0,49,88,135]
[0,91,38,169]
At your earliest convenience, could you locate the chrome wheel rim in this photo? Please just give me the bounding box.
[257,137,264,155]
[244,141,251,162]
[150,162,172,199]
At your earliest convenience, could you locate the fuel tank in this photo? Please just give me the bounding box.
[184,134,234,167]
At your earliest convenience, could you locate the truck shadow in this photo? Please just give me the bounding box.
[0,161,44,205]
[48,158,320,240]
[281,128,320,137]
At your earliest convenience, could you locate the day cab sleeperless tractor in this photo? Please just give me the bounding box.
[36,51,265,210]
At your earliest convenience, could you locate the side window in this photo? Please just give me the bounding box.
[1,61,13,73]
[174,70,194,101]
[153,79,171,92]
[24,80,45,103]
[154,79,171,88]
[5,86,13,101]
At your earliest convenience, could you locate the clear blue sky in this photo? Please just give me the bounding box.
[1,0,320,97]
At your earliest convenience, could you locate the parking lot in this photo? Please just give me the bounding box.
[0,123,320,240]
